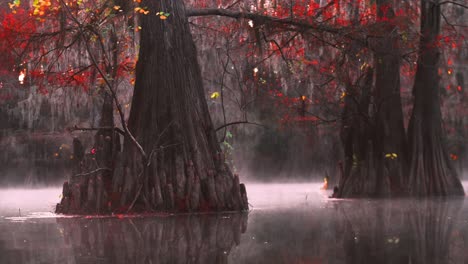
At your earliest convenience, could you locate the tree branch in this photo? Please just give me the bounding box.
[73,167,111,177]
[216,121,266,131]
[68,125,125,136]
[186,8,341,35]
[60,0,147,161]
[437,1,468,9]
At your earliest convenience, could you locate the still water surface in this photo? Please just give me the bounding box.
[0,183,467,264]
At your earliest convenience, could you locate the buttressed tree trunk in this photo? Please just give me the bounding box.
[117,0,248,212]
[373,0,408,194]
[338,1,406,198]
[407,0,464,196]
[338,68,380,197]
[56,0,248,214]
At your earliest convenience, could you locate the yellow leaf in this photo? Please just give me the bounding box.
[360,62,368,70]
[210,92,220,99]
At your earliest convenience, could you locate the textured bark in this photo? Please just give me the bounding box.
[338,68,385,197]
[117,0,248,212]
[56,92,117,214]
[373,0,408,194]
[407,0,464,196]
[337,1,406,198]
[56,0,248,214]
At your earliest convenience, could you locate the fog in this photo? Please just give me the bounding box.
[1,183,467,263]
[0,0,466,262]
[0,182,326,218]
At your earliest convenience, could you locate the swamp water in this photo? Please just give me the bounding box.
[0,183,467,264]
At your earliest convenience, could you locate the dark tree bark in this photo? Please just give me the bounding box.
[337,1,407,198]
[117,0,248,212]
[57,0,248,214]
[407,0,464,196]
[373,0,408,195]
[56,92,117,214]
[338,68,380,197]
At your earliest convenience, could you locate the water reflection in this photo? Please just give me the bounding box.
[229,198,467,264]
[1,186,467,264]
[340,199,465,264]
[0,213,247,264]
[59,213,248,264]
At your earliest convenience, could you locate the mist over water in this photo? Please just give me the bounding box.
[0,182,467,263]
[0,188,60,219]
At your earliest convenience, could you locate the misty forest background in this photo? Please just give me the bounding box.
[0,0,466,188]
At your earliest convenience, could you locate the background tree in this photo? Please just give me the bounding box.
[407,0,465,196]
[0,0,466,202]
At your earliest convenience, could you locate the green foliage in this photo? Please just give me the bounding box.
[221,130,236,172]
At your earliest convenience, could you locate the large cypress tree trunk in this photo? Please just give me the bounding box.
[373,0,408,195]
[338,0,408,198]
[407,0,464,196]
[56,0,248,214]
[117,0,248,212]
[338,68,380,197]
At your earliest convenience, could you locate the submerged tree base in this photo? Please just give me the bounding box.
[54,140,249,214]
[56,0,250,215]
[55,171,249,215]
[55,129,249,215]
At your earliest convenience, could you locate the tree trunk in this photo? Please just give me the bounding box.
[117,0,248,212]
[56,0,248,214]
[373,0,408,195]
[407,0,464,196]
[338,1,418,198]
[338,68,382,197]
[56,91,116,214]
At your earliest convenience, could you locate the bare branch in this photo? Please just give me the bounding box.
[68,125,125,136]
[186,8,342,35]
[216,121,266,131]
[60,0,147,161]
[73,167,111,177]
[437,1,468,9]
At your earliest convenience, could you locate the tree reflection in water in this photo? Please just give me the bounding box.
[340,198,465,264]
[57,213,248,264]
[1,193,467,263]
